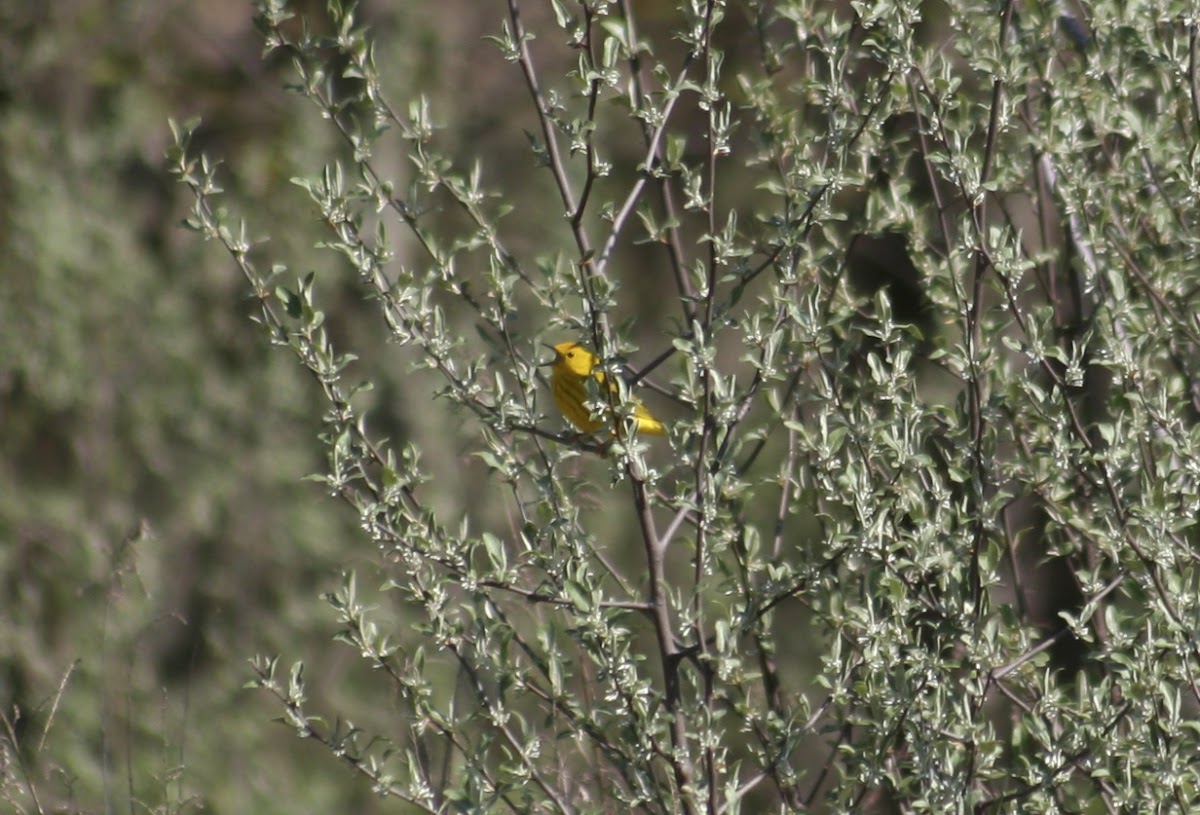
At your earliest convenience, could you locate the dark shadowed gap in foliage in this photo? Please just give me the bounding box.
[1012,504,1092,681]
[846,232,933,340]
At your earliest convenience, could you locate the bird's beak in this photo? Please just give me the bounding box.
[537,343,558,367]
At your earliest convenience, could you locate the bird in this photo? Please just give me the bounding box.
[543,341,666,436]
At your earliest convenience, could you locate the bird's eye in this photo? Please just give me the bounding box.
[567,352,574,358]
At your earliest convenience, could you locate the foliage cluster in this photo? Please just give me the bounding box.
[169,0,1200,811]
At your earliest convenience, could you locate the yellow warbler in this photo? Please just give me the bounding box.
[543,341,666,436]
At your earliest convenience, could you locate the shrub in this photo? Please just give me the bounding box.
[170,0,1200,811]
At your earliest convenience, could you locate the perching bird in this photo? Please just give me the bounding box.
[544,341,666,436]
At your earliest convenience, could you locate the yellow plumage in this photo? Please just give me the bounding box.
[545,341,666,436]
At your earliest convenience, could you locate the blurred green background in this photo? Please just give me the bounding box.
[0,1,519,811]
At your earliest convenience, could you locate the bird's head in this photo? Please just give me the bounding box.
[543,341,598,377]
